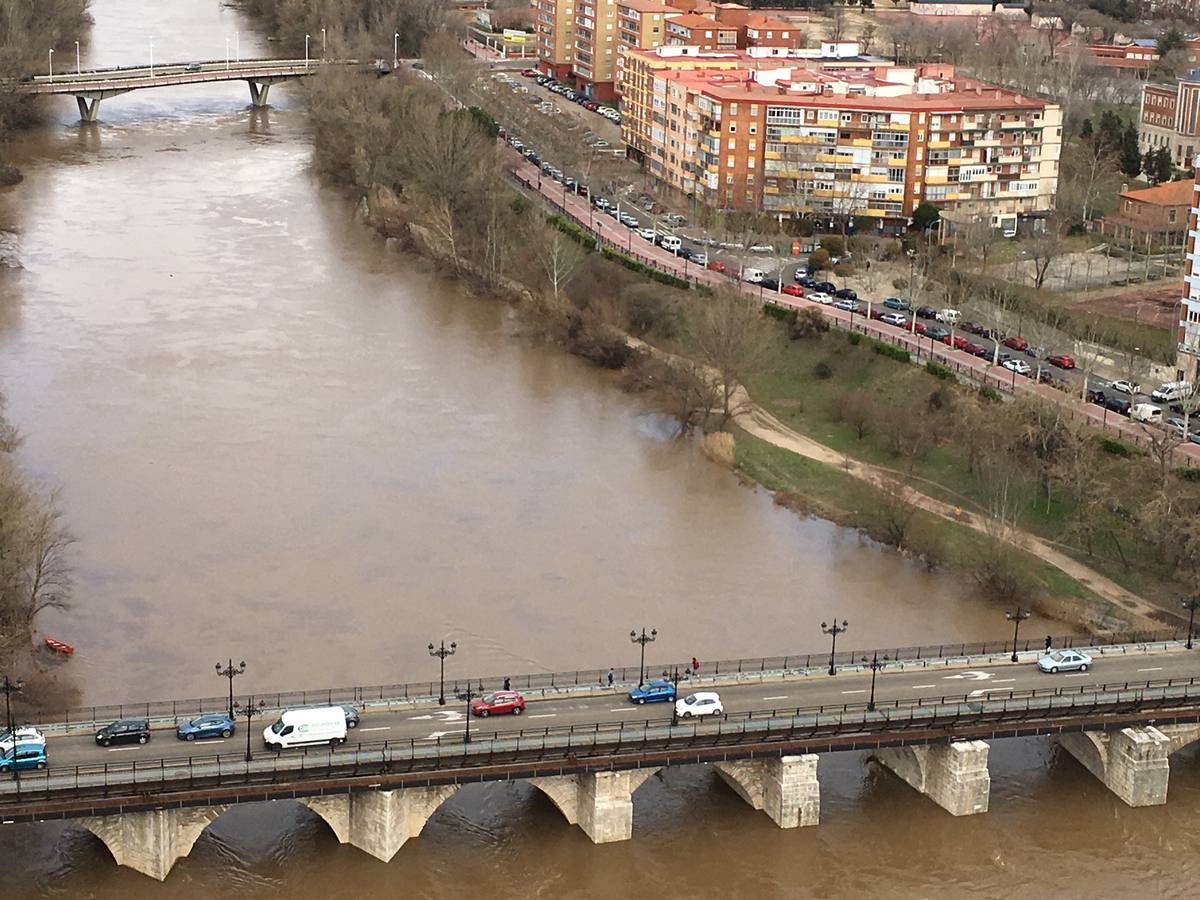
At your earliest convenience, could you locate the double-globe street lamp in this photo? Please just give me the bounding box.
[1183,595,1200,651]
[3,675,24,783]
[428,640,457,706]
[821,619,848,676]
[862,651,889,712]
[1005,607,1031,663]
[630,627,657,687]
[233,697,266,763]
[215,659,246,719]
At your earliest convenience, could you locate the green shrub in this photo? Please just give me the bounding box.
[1099,436,1135,458]
[847,331,862,346]
[600,247,690,289]
[871,342,911,363]
[1176,466,1200,482]
[819,235,846,257]
[979,385,1003,403]
[763,304,799,326]
[813,360,833,379]
[547,214,593,247]
[925,361,956,381]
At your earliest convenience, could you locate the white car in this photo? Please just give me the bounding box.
[1037,649,1092,673]
[748,244,774,253]
[637,227,656,241]
[806,291,833,305]
[1002,359,1032,376]
[0,726,45,754]
[1109,380,1141,396]
[675,691,724,718]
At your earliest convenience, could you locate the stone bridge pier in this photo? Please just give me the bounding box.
[300,786,459,862]
[82,805,229,882]
[529,769,660,843]
[1059,724,1200,807]
[873,741,991,816]
[714,755,820,828]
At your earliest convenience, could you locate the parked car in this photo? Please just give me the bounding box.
[0,726,45,754]
[833,288,858,301]
[925,325,951,341]
[964,341,986,356]
[690,251,709,266]
[1101,396,1131,415]
[618,212,639,228]
[176,713,235,741]
[1087,389,1106,405]
[1151,381,1194,403]
[961,321,987,336]
[952,335,971,351]
[1109,380,1141,395]
[916,306,937,319]
[758,277,780,291]
[1024,345,1044,359]
[707,259,727,274]
[637,227,656,242]
[935,308,960,325]
[814,281,837,294]
[1166,416,1194,437]
[628,680,677,704]
[880,312,907,327]
[0,743,47,773]
[1002,336,1029,352]
[522,69,539,77]
[1048,354,1076,369]
[882,297,911,311]
[96,718,151,747]
[796,274,817,288]
[1037,649,1092,673]
[833,298,860,313]
[913,322,926,335]
[675,691,724,718]
[1130,403,1163,424]
[806,291,833,304]
[782,284,805,297]
[470,690,526,717]
[1002,359,1032,376]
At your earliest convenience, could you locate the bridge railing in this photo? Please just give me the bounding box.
[5,674,1199,809]
[24,628,1182,732]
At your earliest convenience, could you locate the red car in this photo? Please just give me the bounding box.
[521,69,539,77]
[782,283,804,297]
[1048,354,1076,369]
[707,259,727,274]
[914,322,927,335]
[952,335,971,351]
[470,690,526,717]
[1002,336,1029,352]
[965,342,986,357]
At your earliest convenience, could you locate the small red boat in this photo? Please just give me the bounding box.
[44,636,74,655]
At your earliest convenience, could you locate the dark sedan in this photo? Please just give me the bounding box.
[916,306,937,319]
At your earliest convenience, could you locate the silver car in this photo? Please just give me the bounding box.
[1037,649,1092,673]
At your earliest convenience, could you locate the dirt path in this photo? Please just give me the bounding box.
[734,400,1162,622]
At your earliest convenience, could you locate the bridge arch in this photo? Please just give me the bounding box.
[79,804,229,881]
[528,768,661,843]
[298,785,460,862]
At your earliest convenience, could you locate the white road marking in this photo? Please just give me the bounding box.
[1137,667,1164,672]
[841,689,867,694]
[1063,673,1089,678]
[106,746,142,752]
[427,730,464,739]
[910,684,936,690]
[944,671,993,681]
[525,714,557,719]
[357,726,391,732]
[762,695,789,701]
[609,708,633,713]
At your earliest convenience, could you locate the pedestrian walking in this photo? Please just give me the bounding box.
[607,668,614,687]
[1044,635,1053,652]
[691,656,699,673]
[503,676,511,691]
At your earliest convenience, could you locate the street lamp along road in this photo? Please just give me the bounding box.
[862,651,889,711]
[215,659,246,719]
[1182,595,1200,650]
[821,619,848,676]
[1005,607,1031,663]
[3,675,24,783]
[233,697,265,763]
[428,640,457,706]
[630,627,657,687]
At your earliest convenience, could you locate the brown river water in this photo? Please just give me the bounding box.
[0,2,1196,896]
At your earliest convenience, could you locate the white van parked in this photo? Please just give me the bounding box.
[741,267,766,284]
[263,706,348,751]
[1130,403,1163,425]
[659,234,681,253]
[935,308,961,325]
[1150,381,1194,403]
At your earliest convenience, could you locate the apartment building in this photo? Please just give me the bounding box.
[621,46,1062,233]
[1178,162,1200,382]
[534,0,575,78]
[616,0,675,95]
[1139,72,1200,169]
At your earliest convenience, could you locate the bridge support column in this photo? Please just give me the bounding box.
[874,741,990,816]
[1060,726,1171,807]
[529,769,659,843]
[248,80,272,108]
[76,96,101,122]
[299,786,458,862]
[714,755,819,828]
[81,805,227,881]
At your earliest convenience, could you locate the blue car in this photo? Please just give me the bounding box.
[176,713,235,741]
[628,680,676,705]
[0,742,47,773]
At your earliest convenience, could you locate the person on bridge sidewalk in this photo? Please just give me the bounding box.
[691,656,699,673]
[503,677,511,691]
[607,668,614,687]
[1045,635,1053,652]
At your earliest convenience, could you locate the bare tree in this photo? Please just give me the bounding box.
[824,6,848,42]
[1022,221,1066,291]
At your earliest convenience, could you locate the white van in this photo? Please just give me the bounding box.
[1150,381,1193,403]
[935,308,961,325]
[741,267,766,284]
[659,234,681,253]
[1130,403,1163,425]
[263,707,348,751]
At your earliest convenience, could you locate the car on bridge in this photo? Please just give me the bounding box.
[628,680,676,704]
[176,713,235,741]
[0,725,44,754]
[0,742,47,773]
[471,690,526,717]
[675,691,724,718]
[96,718,151,747]
[1037,649,1092,673]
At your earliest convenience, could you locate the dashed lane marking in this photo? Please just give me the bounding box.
[358,727,391,732]
[525,714,557,719]
[1137,667,1164,672]
[841,689,867,694]
[910,684,936,689]
[762,695,789,701]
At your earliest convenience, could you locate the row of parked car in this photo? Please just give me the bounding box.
[523,70,622,125]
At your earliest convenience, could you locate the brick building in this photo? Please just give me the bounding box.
[620,46,1061,232]
[1101,180,1193,249]
[1138,71,1200,169]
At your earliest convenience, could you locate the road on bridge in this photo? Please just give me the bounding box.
[30,647,1196,770]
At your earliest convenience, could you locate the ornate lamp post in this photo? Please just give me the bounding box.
[862,651,889,711]
[428,640,457,705]
[1005,607,1031,663]
[821,619,848,676]
[215,659,246,719]
[1182,595,1200,650]
[630,627,657,686]
[233,697,266,763]
[461,686,475,744]
[3,675,24,782]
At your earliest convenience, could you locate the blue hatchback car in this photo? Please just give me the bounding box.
[0,742,47,773]
[628,680,676,705]
[176,713,235,741]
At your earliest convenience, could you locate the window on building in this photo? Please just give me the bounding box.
[1169,209,1178,224]
[730,103,737,114]
[728,139,736,150]
[726,174,734,185]
[748,124,757,134]
[727,156,735,168]
[749,140,757,152]
[728,123,737,134]
[888,167,905,182]
[747,174,754,185]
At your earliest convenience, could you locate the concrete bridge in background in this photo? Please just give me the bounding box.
[1,636,1198,880]
[12,58,362,122]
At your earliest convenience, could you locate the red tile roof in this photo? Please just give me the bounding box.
[1119,179,1195,206]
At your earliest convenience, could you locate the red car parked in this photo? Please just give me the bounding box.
[470,690,526,717]
[782,284,804,297]
[707,259,727,274]
[1002,336,1029,351]
[952,335,971,351]
[1048,354,1076,369]
[521,69,539,77]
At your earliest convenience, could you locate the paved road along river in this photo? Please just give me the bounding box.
[0,1,1197,897]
